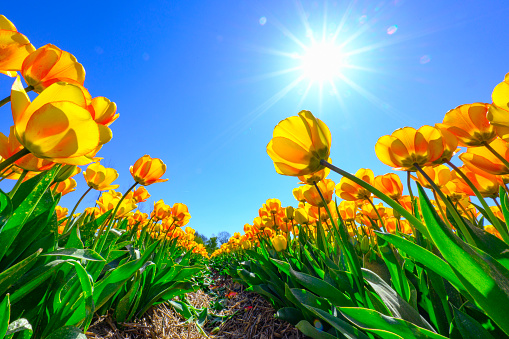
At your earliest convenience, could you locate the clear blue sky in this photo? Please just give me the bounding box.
[1,1,508,237]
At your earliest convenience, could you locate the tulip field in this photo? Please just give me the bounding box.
[2,12,509,339]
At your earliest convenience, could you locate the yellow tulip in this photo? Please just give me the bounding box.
[130,155,168,186]
[83,162,119,191]
[272,234,287,252]
[0,15,35,76]
[11,77,112,165]
[267,110,331,176]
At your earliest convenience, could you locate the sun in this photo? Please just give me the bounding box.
[300,42,345,83]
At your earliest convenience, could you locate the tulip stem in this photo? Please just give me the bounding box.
[366,198,386,232]
[446,161,509,243]
[482,140,509,171]
[431,189,451,228]
[406,171,415,208]
[0,148,31,173]
[8,170,28,198]
[0,85,34,109]
[63,186,93,234]
[493,197,502,213]
[320,159,431,239]
[93,182,138,252]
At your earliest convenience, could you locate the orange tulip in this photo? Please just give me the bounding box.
[0,15,35,76]
[384,217,412,234]
[373,173,403,200]
[267,110,331,176]
[263,198,282,215]
[97,190,137,218]
[459,138,509,175]
[412,164,451,189]
[488,73,509,141]
[397,195,413,214]
[0,126,55,172]
[55,205,68,222]
[91,97,119,126]
[298,167,330,184]
[21,44,85,93]
[335,168,374,201]
[437,103,495,147]
[375,126,446,171]
[451,166,500,198]
[151,199,171,221]
[11,77,112,165]
[132,186,150,203]
[338,200,357,222]
[84,207,101,218]
[83,162,119,191]
[170,203,191,227]
[360,201,387,220]
[51,178,77,196]
[485,225,503,240]
[130,155,168,186]
[302,179,335,207]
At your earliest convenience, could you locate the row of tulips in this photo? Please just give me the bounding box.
[212,73,509,338]
[0,16,207,338]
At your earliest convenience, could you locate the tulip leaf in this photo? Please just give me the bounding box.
[43,248,105,262]
[0,294,10,339]
[275,307,304,326]
[453,307,495,339]
[375,232,466,294]
[339,307,446,339]
[0,249,41,296]
[295,320,338,339]
[362,268,436,332]
[289,265,354,307]
[303,305,370,339]
[5,318,32,338]
[45,326,86,339]
[0,189,12,231]
[417,183,509,336]
[378,237,410,302]
[0,167,58,262]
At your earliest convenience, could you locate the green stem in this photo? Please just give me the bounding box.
[0,148,31,173]
[63,186,93,234]
[0,85,33,109]
[414,163,476,245]
[446,161,509,243]
[8,169,28,198]
[321,159,431,239]
[431,189,450,228]
[493,197,502,212]
[366,198,386,232]
[406,171,415,206]
[482,140,509,171]
[93,182,138,252]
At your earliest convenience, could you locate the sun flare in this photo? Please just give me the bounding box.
[300,43,345,82]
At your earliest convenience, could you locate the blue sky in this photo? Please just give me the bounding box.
[1,0,509,237]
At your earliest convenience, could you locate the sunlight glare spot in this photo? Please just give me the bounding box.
[301,43,345,82]
[387,25,398,35]
[259,17,267,25]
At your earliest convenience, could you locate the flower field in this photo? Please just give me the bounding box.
[2,13,509,339]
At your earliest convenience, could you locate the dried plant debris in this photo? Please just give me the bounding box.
[86,279,306,339]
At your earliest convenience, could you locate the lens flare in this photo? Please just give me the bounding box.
[301,43,345,82]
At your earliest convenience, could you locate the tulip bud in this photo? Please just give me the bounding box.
[53,165,80,183]
[285,206,295,220]
[272,234,287,252]
[360,235,370,254]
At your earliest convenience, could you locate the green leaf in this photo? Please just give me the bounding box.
[453,307,495,339]
[275,307,304,326]
[378,237,410,302]
[0,249,41,296]
[45,326,86,339]
[5,318,32,338]
[362,268,435,332]
[0,167,58,262]
[418,183,509,336]
[67,260,94,331]
[114,276,141,322]
[237,268,263,286]
[339,307,446,339]
[303,305,370,339]
[43,248,105,262]
[295,320,338,339]
[0,189,13,231]
[289,266,354,307]
[0,294,10,338]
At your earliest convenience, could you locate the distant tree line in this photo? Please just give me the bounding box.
[194,231,231,255]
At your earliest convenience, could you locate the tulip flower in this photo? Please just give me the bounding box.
[292,186,306,203]
[373,173,403,200]
[132,186,150,203]
[130,155,168,186]
[384,217,412,234]
[338,200,357,222]
[151,199,171,221]
[171,203,191,227]
[335,168,374,201]
[83,162,119,191]
[0,15,35,76]
[91,97,119,126]
[451,166,500,198]
[55,206,69,222]
[272,234,287,252]
[21,44,85,93]
[302,179,335,207]
[298,167,330,184]
[11,77,112,165]
[437,103,495,147]
[97,190,137,218]
[267,110,331,176]
[0,126,55,172]
[51,178,77,196]
[459,138,509,175]
[84,207,101,218]
[488,73,509,141]
[375,126,446,171]
[412,164,452,190]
